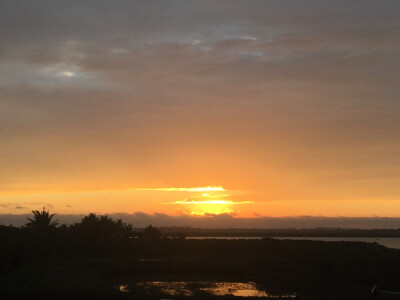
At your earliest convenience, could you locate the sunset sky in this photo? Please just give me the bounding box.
[1,1,400,219]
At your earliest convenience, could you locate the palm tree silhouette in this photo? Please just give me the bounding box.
[26,207,58,230]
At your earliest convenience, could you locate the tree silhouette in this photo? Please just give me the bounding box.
[142,225,161,239]
[78,213,134,240]
[26,207,58,230]
[80,213,100,227]
[72,213,135,255]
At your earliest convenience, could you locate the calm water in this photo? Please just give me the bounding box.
[187,236,400,249]
[119,281,295,298]
[188,236,263,240]
[273,237,400,249]
[200,282,294,298]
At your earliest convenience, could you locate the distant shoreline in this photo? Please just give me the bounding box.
[158,227,400,238]
[186,236,400,249]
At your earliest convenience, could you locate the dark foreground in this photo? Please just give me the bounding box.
[1,215,400,299]
[2,239,400,299]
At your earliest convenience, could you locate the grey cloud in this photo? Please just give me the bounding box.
[1,1,399,62]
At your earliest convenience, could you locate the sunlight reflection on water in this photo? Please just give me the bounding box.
[119,284,129,292]
[201,282,295,298]
[201,282,268,297]
[119,281,296,298]
[140,281,192,296]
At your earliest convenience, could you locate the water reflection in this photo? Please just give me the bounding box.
[137,281,192,296]
[201,282,268,297]
[119,285,129,293]
[119,281,296,298]
[201,282,295,298]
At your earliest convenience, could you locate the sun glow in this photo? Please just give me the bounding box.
[157,187,253,216]
[131,185,253,216]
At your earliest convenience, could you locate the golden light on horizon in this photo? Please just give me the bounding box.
[189,207,235,216]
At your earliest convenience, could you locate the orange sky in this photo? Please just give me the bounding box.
[1,1,400,218]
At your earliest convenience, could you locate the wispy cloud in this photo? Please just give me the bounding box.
[131,186,226,192]
[0,202,54,209]
[164,199,254,205]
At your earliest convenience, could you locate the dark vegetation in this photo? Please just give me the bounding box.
[1,208,399,299]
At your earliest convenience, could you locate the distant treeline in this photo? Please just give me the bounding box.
[4,207,400,238]
[157,227,400,237]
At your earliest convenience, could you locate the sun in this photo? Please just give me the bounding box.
[189,202,235,216]
[157,186,252,216]
[186,192,236,216]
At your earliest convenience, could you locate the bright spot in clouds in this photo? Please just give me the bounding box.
[60,71,75,77]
